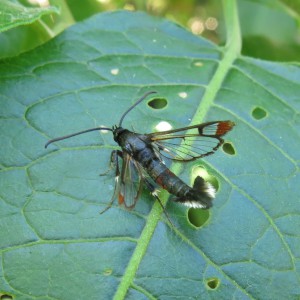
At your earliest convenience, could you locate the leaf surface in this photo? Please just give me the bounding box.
[0,7,299,300]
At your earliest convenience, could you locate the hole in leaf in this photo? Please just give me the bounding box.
[194,61,203,67]
[155,121,172,131]
[206,277,220,290]
[252,107,267,120]
[103,269,112,276]
[188,208,209,228]
[222,142,235,155]
[178,92,188,99]
[99,125,110,134]
[148,97,167,109]
[0,294,13,300]
[110,68,119,75]
[192,166,219,191]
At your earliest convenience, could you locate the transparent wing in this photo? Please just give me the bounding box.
[149,121,235,162]
[119,152,144,209]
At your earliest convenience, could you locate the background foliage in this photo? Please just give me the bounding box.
[1,0,300,61]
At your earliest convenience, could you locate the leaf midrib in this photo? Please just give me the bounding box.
[113,1,241,299]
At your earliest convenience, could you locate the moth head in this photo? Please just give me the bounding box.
[113,126,126,142]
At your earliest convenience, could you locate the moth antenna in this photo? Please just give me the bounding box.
[45,127,113,148]
[118,91,157,127]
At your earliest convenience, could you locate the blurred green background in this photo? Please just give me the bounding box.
[1,0,300,61]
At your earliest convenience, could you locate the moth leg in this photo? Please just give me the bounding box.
[100,150,123,176]
[144,178,174,227]
[99,150,122,214]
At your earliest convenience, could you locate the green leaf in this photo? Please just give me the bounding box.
[1,3,300,300]
[0,0,59,32]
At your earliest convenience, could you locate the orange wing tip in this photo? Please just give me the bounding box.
[216,121,235,136]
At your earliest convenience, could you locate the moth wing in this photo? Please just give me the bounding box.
[149,121,235,162]
[119,152,144,209]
